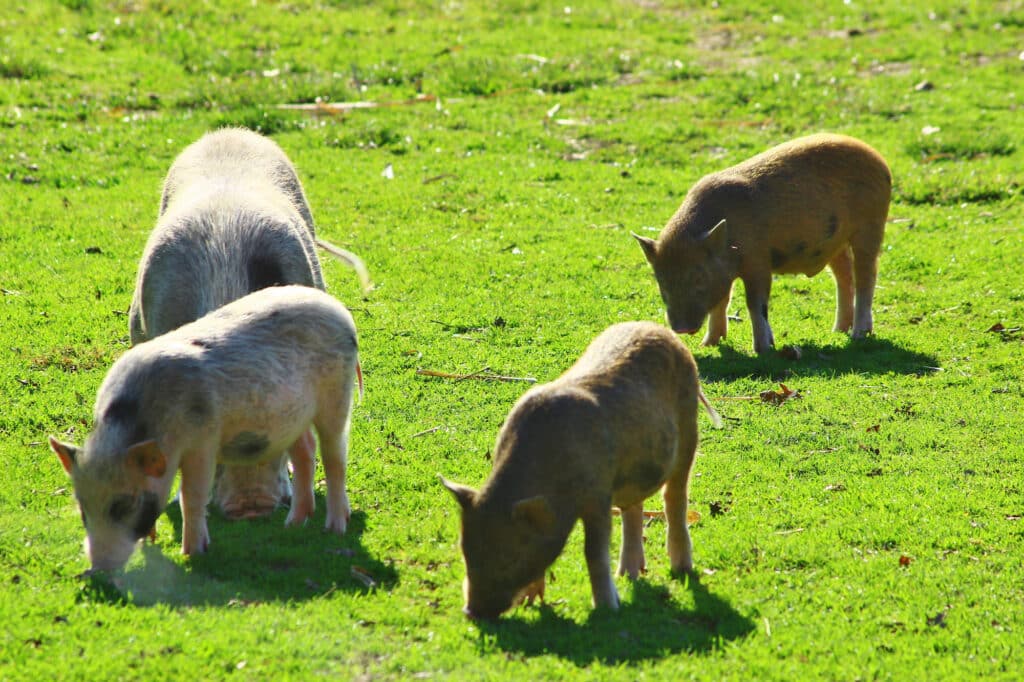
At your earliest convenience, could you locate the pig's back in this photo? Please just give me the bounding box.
[160,128,314,231]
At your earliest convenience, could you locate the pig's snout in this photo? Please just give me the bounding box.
[219,492,281,520]
[672,326,700,335]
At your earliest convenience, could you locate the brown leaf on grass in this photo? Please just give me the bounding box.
[866,424,880,433]
[899,555,912,567]
[824,483,846,492]
[759,382,801,405]
[986,322,1005,332]
[687,509,701,525]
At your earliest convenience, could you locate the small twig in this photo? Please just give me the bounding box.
[415,368,537,383]
[411,425,445,438]
[775,527,805,535]
[278,94,437,112]
[423,173,457,184]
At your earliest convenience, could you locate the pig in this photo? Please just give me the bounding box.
[440,321,722,619]
[49,285,360,572]
[128,127,369,520]
[632,133,891,354]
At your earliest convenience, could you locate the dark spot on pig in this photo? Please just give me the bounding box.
[826,214,838,238]
[770,249,787,268]
[794,241,807,254]
[761,304,769,321]
[247,255,285,291]
[812,249,822,258]
[223,432,270,461]
[186,394,211,425]
[107,494,135,524]
[133,492,162,540]
[104,397,138,424]
[190,338,211,349]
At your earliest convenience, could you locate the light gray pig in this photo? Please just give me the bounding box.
[129,127,368,520]
[633,133,891,354]
[441,321,721,619]
[50,285,360,572]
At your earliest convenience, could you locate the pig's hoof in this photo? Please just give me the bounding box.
[700,334,724,347]
[285,504,314,527]
[325,507,350,535]
[617,561,645,580]
[182,533,210,556]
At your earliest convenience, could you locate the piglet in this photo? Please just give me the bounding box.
[633,133,891,354]
[131,127,369,520]
[441,321,721,618]
[50,285,360,572]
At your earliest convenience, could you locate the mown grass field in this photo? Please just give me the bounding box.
[2,1,1023,678]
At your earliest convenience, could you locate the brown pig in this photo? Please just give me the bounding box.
[633,133,891,354]
[441,322,721,618]
[50,285,360,572]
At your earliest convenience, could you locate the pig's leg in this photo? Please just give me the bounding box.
[664,427,698,574]
[285,428,316,527]
[315,418,350,535]
[179,446,216,556]
[829,247,855,333]
[617,505,645,579]
[701,293,731,347]
[742,272,775,354]
[850,241,880,338]
[582,505,620,610]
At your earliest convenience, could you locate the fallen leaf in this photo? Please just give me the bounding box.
[986,322,1005,332]
[687,509,701,524]
[381,163,394,180]
[899,555,912,567]
[866,424,880,433]
[759,382,801,406]
[824,483,846,492]
[927,610,948,628]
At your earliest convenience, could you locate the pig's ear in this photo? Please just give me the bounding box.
[439,475,476,510]
[631,232,658,265]
[126,440,168,479]
[512,496,555,533]
[697,218,727,246]
[49,436,79,475]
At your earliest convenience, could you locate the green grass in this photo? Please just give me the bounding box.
[2,0,1023,678]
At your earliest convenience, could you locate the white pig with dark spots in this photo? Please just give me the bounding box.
[129,127,369,520]
[50,285,360,572]
[633,133,891,354]
[441,321,721,619]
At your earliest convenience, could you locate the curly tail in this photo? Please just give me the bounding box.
[315,237,372,293]
[698,387,722,429]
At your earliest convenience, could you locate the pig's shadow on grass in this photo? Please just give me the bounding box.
[83,500,396,608]
[699,337,940,382]
[477,576,754,664]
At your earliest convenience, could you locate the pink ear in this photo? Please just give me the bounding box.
[49,436,78,475]
[126,440,167,478]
